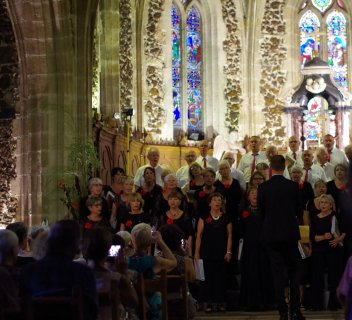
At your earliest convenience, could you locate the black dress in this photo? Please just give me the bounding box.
[159,212,194,240]
[306,198,320,222]
[200,214,231,304]
[81,217,113,234]
[120,211,151,233]
[239,206,274,310]
[136,184,163,219]
[327,180,344,212]
[310,212,343,310]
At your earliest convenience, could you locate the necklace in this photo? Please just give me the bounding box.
[211,213,221,220]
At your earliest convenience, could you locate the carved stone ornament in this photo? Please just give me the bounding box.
[144,0,166,136]
[259,0,287,145]
[221,0,243,132]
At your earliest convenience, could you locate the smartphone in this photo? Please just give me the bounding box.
[180,239,186,249]
[108,245,121,257]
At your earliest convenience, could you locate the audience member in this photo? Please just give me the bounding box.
[20,220,98,320]
[0,229,20,318]
[83,227,138,319]
[195,140,219,171]
[6,222,34,267]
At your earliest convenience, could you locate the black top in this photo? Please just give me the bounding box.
[200,214,231,260]
[159,211,194,238]
[306,198,320,221]
[327,180,344,212]
[120,211,151,233]
[136,184,163,217]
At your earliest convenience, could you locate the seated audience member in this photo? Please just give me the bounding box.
[83,227,138,319]
[176,150,197,189]
[158,224,197,318]
[120,192,150,232]
[303,179,327,225]
[81,196,113,233]
[134,148,164,188]
[337,256,352,319]
[136,167,163,218]
[6,222,35,267]
[0,229,20,318]
[128,223,177,320]
[309,194,345,311]
[116,231,134,257]
[159,191,193,255]
[20,220,98,320]
[79,177,110,220]
[315,147,335,181]
[327,163,348,212]
[110,176,134,230]
[196,140,219,171]
[31,231,49,261]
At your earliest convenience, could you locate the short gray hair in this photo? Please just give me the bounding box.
[0,229,18,262]
[131,223,152,251]
[88,177,103,191]
[290,165,303,174]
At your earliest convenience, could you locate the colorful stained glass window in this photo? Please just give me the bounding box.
[312,0,333,12]
[172,4,182,131]
[304,97,323,141]
[186,6,202,137]
[326,10,348,88]
[299,11,320,67]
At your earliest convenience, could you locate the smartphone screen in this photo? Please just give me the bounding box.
[108,245,121,257]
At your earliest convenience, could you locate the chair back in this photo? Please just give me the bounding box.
[23,286,84,320]
[136,272,168,320]
[166,274,189,320]
[98,279,120,320]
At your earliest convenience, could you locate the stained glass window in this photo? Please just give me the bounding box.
[327,10,348,88]
[172,4,182,131]
[304,97,324,141]
[186,6,202,137]
[299,11,320,67]
[312,0,333,12]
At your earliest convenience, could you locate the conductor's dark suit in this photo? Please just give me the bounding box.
[258,174,302,316]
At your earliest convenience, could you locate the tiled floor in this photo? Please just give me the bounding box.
[194,310,344,319]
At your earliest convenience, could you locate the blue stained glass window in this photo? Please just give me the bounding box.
[172,4,182,129]
[299,11,320,67]
[186,6,202,136]
[312,0,333,12]
[327,10,348,88]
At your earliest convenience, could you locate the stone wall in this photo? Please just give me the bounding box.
[0,0,19,225]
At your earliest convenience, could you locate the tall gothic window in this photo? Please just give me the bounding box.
[299,0,348,88]
[299,0,348,143]
[172,1,203,140]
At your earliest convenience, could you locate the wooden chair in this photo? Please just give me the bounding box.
[98,278,120,320]
[22,287,84,320]
[166,274,189,320]
[136,272,168,320]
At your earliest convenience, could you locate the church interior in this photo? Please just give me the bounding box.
[1,0,351,225]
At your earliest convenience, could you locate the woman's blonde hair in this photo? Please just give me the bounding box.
[318,194,335,209]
